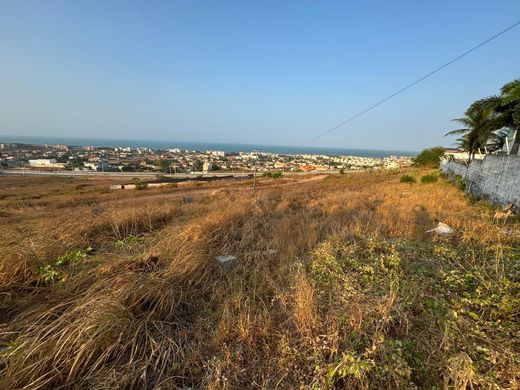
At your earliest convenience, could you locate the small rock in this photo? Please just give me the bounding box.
[183,195,193,204]
[262,249,278,256]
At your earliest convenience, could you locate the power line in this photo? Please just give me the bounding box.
[301,20,520,146]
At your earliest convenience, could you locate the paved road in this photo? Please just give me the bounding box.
[120,174,329,204]
[0,169,252,179]
[0,168,337,179]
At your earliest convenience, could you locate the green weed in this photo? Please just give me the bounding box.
[327,352,374,387]
[38,247,93,285]
[114,235,144,251]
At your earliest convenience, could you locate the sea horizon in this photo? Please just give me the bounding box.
[0,134,418,158]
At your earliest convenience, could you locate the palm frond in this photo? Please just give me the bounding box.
[501,79,520,105]
[452,117,473,127]
[444,128,468,137]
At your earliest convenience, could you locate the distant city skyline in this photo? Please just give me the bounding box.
[0,134,418,157]
[1,1,519,150]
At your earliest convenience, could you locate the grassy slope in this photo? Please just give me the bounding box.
[0,171,518,389]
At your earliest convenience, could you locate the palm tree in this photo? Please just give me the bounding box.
[454,134,480,163]
[445,105,494,160]
[500,79,520,154]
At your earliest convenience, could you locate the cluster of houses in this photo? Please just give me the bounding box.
[1,142,412,174]
[443,129,519,161]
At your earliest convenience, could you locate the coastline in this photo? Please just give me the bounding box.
[0,134,417,158]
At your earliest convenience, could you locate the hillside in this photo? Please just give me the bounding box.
[0,171,519,389]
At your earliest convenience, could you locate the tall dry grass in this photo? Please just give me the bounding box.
[0,171,518,389]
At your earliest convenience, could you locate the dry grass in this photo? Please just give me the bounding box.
[0,170,519,389]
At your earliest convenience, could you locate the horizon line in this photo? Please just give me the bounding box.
[1,134,420,154]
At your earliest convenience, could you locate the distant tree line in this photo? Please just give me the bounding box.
[445,79,520,160]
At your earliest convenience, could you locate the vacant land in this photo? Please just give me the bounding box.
[0,171,518,389]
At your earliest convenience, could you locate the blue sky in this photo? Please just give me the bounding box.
[1,0,519,151]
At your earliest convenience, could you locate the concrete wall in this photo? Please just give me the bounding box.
[440,155,520,210]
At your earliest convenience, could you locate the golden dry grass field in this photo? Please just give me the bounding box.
[0,171,519,389]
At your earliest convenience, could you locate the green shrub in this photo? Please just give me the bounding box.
[327,352,374,386]
[413,147,445,168]
[134,182,148,190]
[420,174,438,184]
[400,175,416,184]
[262,171,283,178]
[453,175,466,191]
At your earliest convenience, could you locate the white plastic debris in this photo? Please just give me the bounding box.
[426,222,454,235]
[262,249,278,256]
[215,255,236,267]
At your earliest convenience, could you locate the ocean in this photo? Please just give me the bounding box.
[0,135,417,158]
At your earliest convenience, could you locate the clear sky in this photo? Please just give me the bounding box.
[1,0,519,151]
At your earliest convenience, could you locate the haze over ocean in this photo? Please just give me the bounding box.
[0,135,416,158]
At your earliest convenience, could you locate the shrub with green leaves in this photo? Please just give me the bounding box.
[413,147,445,168]
[420,174,438,184]
[327,352,374,387]
[400,175,416,184]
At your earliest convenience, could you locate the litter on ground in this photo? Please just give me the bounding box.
[215,255,236,267]
[426,222,454,234]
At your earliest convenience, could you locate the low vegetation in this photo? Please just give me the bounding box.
[400,174,416,184]
[0,171,518,389]
[38,247,93,285]
[413,147,445,168]
[262,171,283,178]
[134,182,148,190]
[420,173,439,184]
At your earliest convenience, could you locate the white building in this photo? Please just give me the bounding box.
[84,160,112,171]
[203,161,216,172]
[384,160,400,169]
[444,148,485,161]
[28,159,66,168]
